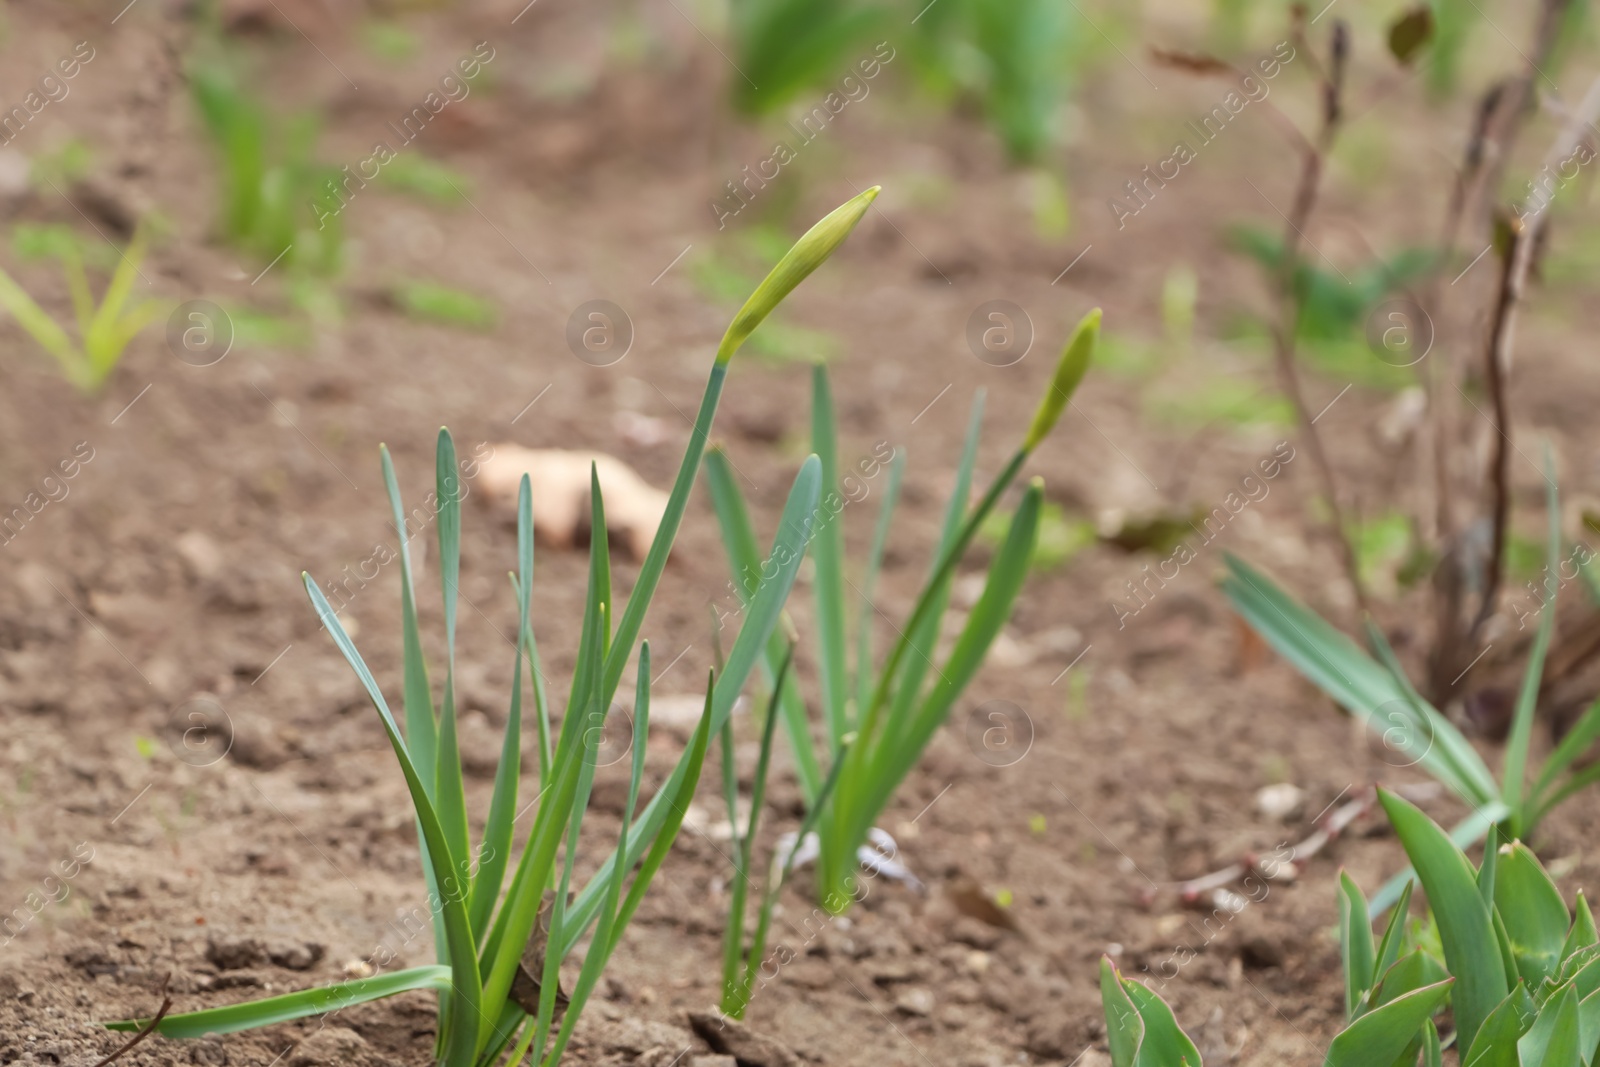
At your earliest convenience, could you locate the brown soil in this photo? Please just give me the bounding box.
[3,2,1600,1066]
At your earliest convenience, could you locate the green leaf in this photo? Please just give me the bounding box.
[1503,465,1560,827]
[1123,977,1203,1066]
[104,966,452,1036]
[1340,871,1377,1018]
[1519,982,1583,1067]
[1323,979,1453,1067]
[1533,699,1600,816]
[1100,957,1146,1067]
[701,445,823,802]
[1421,1018,1441,1067]
[564,455,823,953]
[1494,840,1570,986]
[1564,892,1598,964]
[433,430,473,909]
[1371,950,1449,1009]
[854,447,904,714]
[1023,306,1099,450]
[810,364,850,747]
[1373,879,1415,987]
[301,577,482,1062]
[1462,983,1537,1067]
[1377,788,1509,1052]
[1224,557,1497,808]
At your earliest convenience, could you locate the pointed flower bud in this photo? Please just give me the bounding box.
[1023,307,1100,451]
[716,186,880,364]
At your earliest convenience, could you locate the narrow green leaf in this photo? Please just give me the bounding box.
[1504,463,1560,823]
[1565,892,1598,964]
[302,577,482,1062]
[1100,958,1146,1067]
[1377,788,1509,1052]
[853,447,905,715]
[1373,879,1415,988]
[810,365,850,746]
[564,456,823,955]
[702,445,822,801]
[103,966,452,1036]
[1494,840,1571,986]
[1340,870,1376,1019]
[1533,699,1600,815]
[1519,982,1582,1067]
[433,430,472,898]
[1421,1018,1441,1067]
[1225,556,1497,808]
[1323,979,1453,1067]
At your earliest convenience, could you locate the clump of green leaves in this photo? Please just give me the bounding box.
[190,62,341,276]
[102,189,880,1065]
[1223,473,1600,911]
[0,223,165,392]
[705,308,1099,914]
[1100,791,1600,1064]
[726,0,888,115]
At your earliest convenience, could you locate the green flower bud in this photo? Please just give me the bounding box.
[716,186,880,364]
[1023,307,1100,451]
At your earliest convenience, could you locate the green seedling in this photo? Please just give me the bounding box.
[102,189,880,1065]
[191,61,341,276]
[1100,793,1600,1064]
[1223,465,1600,912]
[705,308,1100,913]
[0,223,165,391]
[379,154,474,204]
[392,280,499,331]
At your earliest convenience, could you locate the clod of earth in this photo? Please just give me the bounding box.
[478,445,669,560]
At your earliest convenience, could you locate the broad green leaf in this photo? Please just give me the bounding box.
[104,965,452,1036]
[1494,841,1570,986]
[1323,978,1453,1067]
[1519,982,1582,1067]
[1340,871,1376,1018]
[1123,977,1203,1066]
[1101,958,1146,1067]
[1371,801,1510,916]
[1463,983,1537,1067]
[1378,788,1509,1052]
[1371,950,1449,1010]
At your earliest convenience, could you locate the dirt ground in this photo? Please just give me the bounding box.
[3,1,1600,1065]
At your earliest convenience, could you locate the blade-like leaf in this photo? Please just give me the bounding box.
[1224,556,1497,807]
[702,445,823,800]
[1519,982,1582,1067]
[1504,460,1560,824]
[854,447,905,714]
[1378,788,1508,1052]
[1564,892,1598,964]
[302,577,482,1062]
[810,365,850,746]
[1463,983,1537,1067]
[1494,840,1570,986]
[1100,958,1146,1067]
[1323,979,1454,1067]
[1340,870,1376,1019]
[1123,977,1203,1066]
[1533,699,1600,815]
[433,430,473,922]
[104,966,452,1036]
[1373,879,1415,987]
